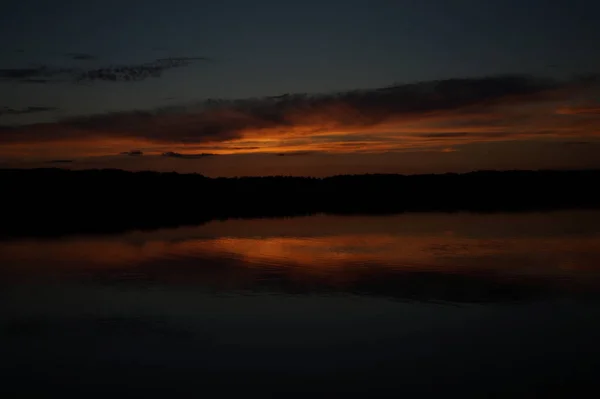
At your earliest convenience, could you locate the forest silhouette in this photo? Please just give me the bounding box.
[3,168,600,238]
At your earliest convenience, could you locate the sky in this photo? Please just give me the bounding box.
[2,0,600,176]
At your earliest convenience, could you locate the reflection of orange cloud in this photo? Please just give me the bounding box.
[192,235,600,276]
[3,233,600,278]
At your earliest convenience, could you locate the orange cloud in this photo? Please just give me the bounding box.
[556,106,600,115]
[1,74,599,160]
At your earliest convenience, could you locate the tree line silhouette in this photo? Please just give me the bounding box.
[2,168,600,238]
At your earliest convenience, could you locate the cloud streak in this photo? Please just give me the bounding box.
[64,53,96,61]
[1,74,599,159]
[161,151,217,159]
[47,159,74,163]
[556,106,600,115]
[120,150,144,156]
[0,106,58,116]
[0,56,211,83]
[76,57,211,82]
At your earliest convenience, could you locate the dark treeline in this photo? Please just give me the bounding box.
[2,168,600,238]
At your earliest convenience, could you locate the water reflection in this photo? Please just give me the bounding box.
[2,211,600,303]
[2,211,600,396]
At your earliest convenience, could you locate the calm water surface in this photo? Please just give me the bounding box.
[2,211,600,396]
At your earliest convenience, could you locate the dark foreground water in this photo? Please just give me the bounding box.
[1,211,600,397]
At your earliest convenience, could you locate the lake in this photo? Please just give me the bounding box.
[2,211,600,397]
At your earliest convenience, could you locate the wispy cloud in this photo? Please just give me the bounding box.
[0,106,58,116]
[64,53,96,61]
[440,147,458,153]
[47,159,74,163]
[0,56,211,83]
[120,150,144,156]
[276,151,314,156]
[556,106,600,115]
[161,151,217,159]
[76,57,211,82]
[0,66,76,82]
[561,141,594,146]
[1,74,599,159]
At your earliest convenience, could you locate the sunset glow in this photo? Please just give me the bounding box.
[2,75,600,172]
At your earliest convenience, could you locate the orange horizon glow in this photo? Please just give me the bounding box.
[2,107,600,161]
[1,75,600,165]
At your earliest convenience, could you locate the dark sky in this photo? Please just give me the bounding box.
[2,0,600,175]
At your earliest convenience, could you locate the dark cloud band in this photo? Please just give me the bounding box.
[0,106,58,117]
[0,56,211,84]
[0,74,597,152]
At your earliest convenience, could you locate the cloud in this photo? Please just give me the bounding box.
[161,151,217,159]
[219,146,261,150]
[0,56,211,83]
[0,66,77,82]
[419,132,472,138]
[120,150,144,156]
[0,106,58,116]
[1,74,599,159]
[441,147,458,153]
[65,53,96,61]
[155,56,211,63]
[20,79,54,84]
[75,57,211,82]
[556,106,600,115]
[562,141,593,146]
[276,151,314,156]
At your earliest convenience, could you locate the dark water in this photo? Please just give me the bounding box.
[2,211,600,397]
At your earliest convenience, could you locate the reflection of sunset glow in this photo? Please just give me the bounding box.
[3,212,600,302]
[3,232,600,279]
[193,235,600,275]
